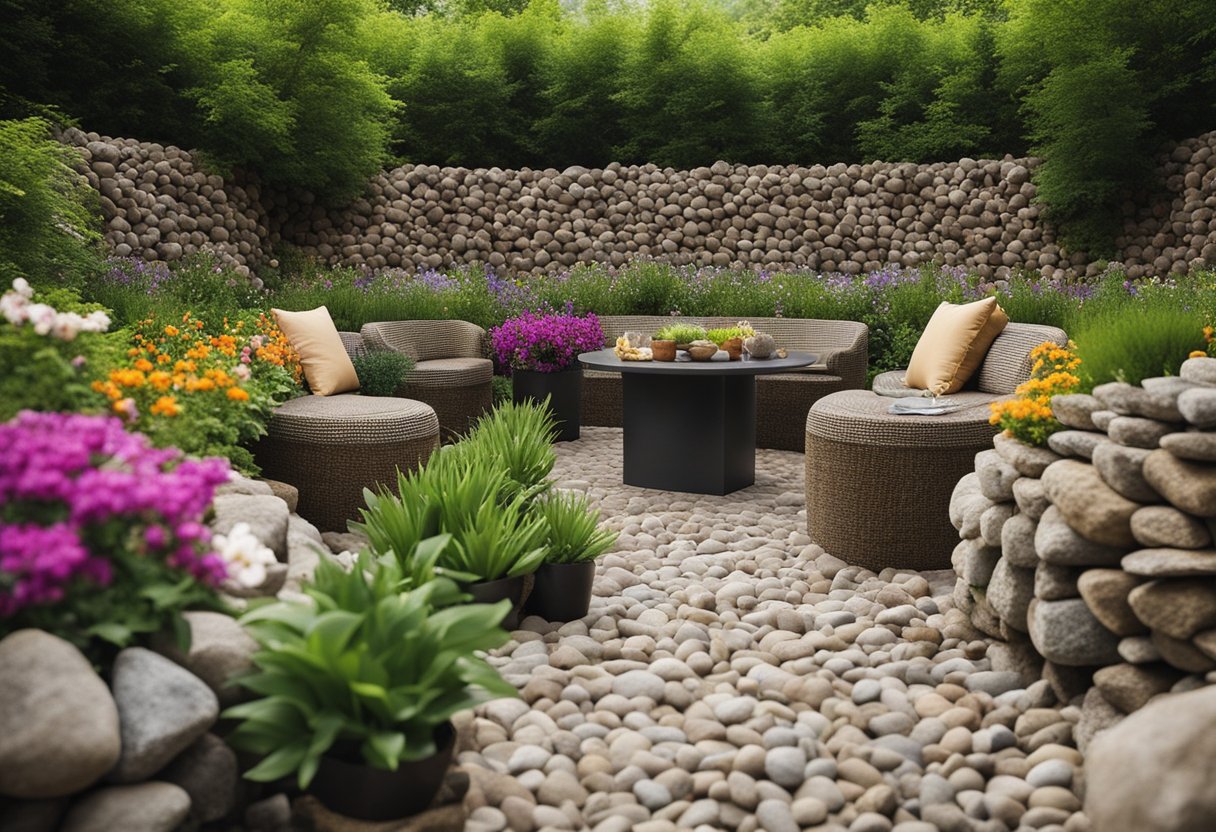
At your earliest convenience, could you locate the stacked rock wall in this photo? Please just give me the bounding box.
[949,356,1216,749]
[63,127,1216,280]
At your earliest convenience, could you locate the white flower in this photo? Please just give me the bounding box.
[0,291,28,326]
[11,278,32,299]
[1,279,111,339]
[213,522,278,589]
[26,303,56,336]
[84,310,111,332]
[52,312,84,341]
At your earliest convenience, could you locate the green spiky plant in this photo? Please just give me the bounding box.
[224,550,516,789]
[459,399,558,501]
[652,322,707,343]
[538,490,618,564]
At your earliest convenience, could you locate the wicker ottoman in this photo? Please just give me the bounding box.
[805,390,1004,571]
[254,395,439,532]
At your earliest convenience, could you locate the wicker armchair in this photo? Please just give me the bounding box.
[359,320,493,440]
[254,331,439,532]
[805,322,1068,570]
[583,315,869,450]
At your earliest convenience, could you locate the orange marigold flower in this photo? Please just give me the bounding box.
[1204,326,1214,343]
[1191,350,1208,358]
[164,325,179,337]
[134,358,154,372]
[226,387,250,402]
[148,371,173,391]
[157,353,172,364]
[150,396,180,417]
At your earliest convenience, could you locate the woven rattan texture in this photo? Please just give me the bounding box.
[411,357,494,386]
[805,431,984,571]
[404,380,493,440]
[338,331,368,359]
[255,433,438,532]
[976,323,1069,395]
[806,390,1002,449]
[267,394,439,443]
[360,320,486,362]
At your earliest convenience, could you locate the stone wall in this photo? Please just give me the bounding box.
[949,356,1216,750]
[63,127,1216,280]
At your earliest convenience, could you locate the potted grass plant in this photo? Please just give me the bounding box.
[523,490,619,622]
[653,322,707,353]
[224,545,516,821]
[706,322,756,361]
[491,311,603,441]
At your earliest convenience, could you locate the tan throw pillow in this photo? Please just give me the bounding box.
[272,306,360,396]
[904,297,1008,395]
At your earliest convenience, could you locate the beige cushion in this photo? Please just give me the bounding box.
[273,307,360,396]
[904,298,1008,395]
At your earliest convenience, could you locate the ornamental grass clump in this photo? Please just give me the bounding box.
[652,322,707,344]
[538,490,618,564]
[461,399,558,500]
[989,342,1082,446]
[490,311,604,373]
[0,411,233,663]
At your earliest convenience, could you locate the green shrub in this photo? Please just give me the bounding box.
[353,349,414,396]
[226,557,515,788]
[1072,303,1205,388]
[0,117,102,285]
[653,322,708,343]
[538,490,618,564]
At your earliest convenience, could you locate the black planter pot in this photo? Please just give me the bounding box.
[524,560,596,622]
[513,367,582,442]
[465,574,527,630]
[310,722,455,821]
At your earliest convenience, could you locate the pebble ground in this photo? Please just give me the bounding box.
[456,428,1092,832]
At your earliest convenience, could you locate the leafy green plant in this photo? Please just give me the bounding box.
[705,323,755,344]
[461,399,557,500]
[538,490,618,565]
[225,555,515,788]
[353,349,414,396]
[653,322,707,343]
[1072,303,1205,388]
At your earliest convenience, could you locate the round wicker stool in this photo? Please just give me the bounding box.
[805,390,1002,571]
[255,395,439,532]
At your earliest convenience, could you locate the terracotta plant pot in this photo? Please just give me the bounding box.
[651,340,677,361]
[720,337,744,360]
[523,560,596,622]
[310,722,456,821]
[464,574,528,630]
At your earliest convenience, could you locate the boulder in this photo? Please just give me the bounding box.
[1075,686,1123,754]
[960,538,1002,586]
[1027,598,1121,666]
[1049,394,1101,431]
[993,432,1061,478]
[1086,686,1216,831]
[1130,506,1211,549]
[1159,430,1216,462]
[976,449,1021,501]
[1046,430,1109,459]
[1041,460,1140,547]
[1034,562,1082,600]
[0,630,121,799]
[1123,547,1216,577]
[1152,631,1216,673]
[1106,416,1175,449]
[987,559,1034,631]
[1092,663,1184,714]
[1000,512,1040,568]
[1178,387,1216,428]
[153,611,257,706]
[1077,569,1147,636]
[1012,476,1050,520]
[1127,579,1216,639]
[1034,506,1126,567]
[1091,443,1161,503]
[160,734,237,823]
[60,783,190,832]
[1179,356,1216,386]
[980,502,1017,547]
[210,493,290,560]
[1143,449,1216,517]
[107,647,219,783]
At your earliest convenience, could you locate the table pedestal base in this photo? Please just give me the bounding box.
[622,372,757,494]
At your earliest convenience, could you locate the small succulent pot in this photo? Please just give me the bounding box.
[524,561,596,622]
[465,575,527,630]
[310,722,456,821]
[720,337,744,361]
[651,340,677,361]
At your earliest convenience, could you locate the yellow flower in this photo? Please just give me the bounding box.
[1191,350,1208,358]
[151,396,180,417]
[226,387,250,402]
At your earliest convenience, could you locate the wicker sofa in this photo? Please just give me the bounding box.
[584,316,869,450]
[805,322,1069,571]
[254,332,440,532]
[360,320,493,440]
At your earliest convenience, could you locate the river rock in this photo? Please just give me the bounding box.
[1091,443,1161,503]
[1087,686,1216,831]
[0,630,122,799]
[1123,548,1216,577]
[210,493,290,560]
[1049,395,1101,431]
[1130,506,1212,549]
[994,432,1061,478]
[1153,630,1216,672]
[987,559,1033,631]
[1180,356,1216,386]
[1077,569,1147,636]
[1034,562,1082,600]
[1046,430,1109,459]
[1027,598,1121,666]
[1041,460,1139,547]
[1092,663,1184,714]
[1159,430,1216,462]
[1127,579,1216,639]
[108,647,220,783]
[1001,512,1040,568]
[160,734,237,823]
[976,449,1021,501]
[60,783,191,832]
[1178,387,1216,428]
[1143,449,1216,517]
[154,611,258,707]
[1107,416,1175,449]
[1035,506,1127,567]
[980,502,1017,547]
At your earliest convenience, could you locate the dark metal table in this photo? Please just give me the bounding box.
[578,349,817,494]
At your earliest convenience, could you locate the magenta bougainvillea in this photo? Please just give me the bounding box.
[491,311,604,373]
[0,411,231,659]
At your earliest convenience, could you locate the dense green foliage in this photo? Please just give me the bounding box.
[0,118,102,283]
[4,1,1214,245]
[352,349,414,396]
[1072,299,1207,388]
